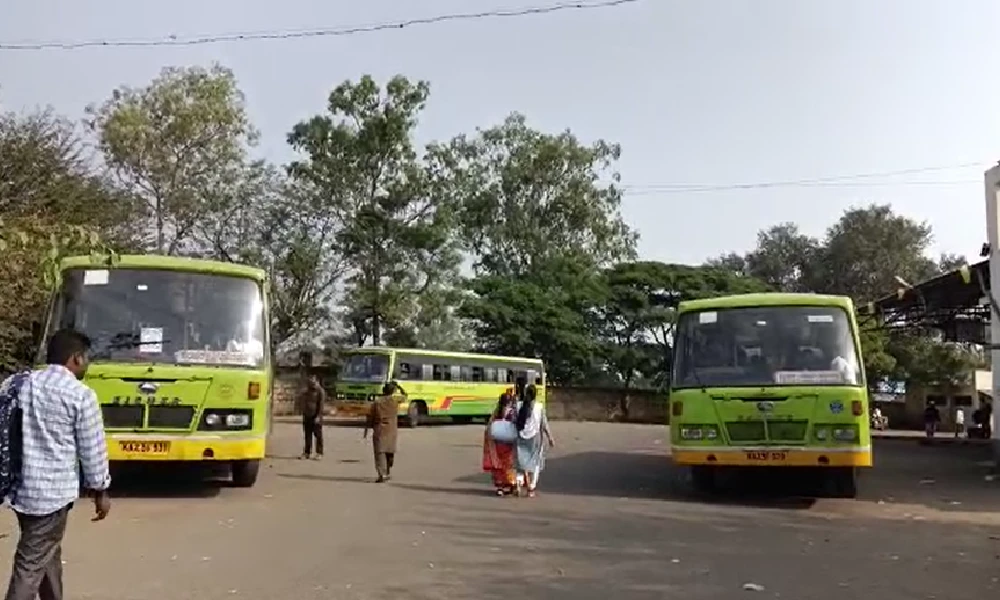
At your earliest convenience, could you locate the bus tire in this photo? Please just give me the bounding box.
[690,466,717,494]
[406,402,425,428]
[827,467,858,499]
[231,459,261,488]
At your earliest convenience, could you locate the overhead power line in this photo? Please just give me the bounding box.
[622,162,986,195]
[0,0,642,51]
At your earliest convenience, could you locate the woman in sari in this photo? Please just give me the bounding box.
[483,391,517,496]
[514,384,555,498]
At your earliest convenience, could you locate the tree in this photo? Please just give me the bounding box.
[287,75,460,346]
[432,113,637,382]
[88,64,259,254]
[595,262,771,389]
[460,257,605,384]
[0,108,126,370]
[429,112,637,278]
[815,204,937,301]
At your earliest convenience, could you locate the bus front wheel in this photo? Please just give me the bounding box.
[690,466,717,494]
[231,459,261,488]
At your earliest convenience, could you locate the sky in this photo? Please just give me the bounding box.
[1,0,999,266]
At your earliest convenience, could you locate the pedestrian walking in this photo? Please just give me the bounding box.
[363,382,404,483]
[4,328,111,600]
[298,374,326,460]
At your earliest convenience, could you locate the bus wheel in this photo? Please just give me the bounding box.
[826,467,858,499]
[406,402,425,428]
[690,466,717,494]
[231,459,261,488]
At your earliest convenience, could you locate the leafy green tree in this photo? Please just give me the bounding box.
[88,64,259,254]
[432,113,636,381]
[815,204,937,301]
[287,75,460,346]
[595,262,771,389]
[460,257,606,384]
[428,112,636,277]
[0,108,125,370]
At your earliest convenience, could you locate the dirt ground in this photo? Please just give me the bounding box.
[0,421,998,600]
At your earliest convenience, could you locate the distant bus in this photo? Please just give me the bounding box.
[333,347,545,427]
[668,293,871,498]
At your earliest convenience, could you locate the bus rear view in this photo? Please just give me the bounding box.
[669,293,871,498]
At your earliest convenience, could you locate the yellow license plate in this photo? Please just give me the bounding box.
[745,450,787,462]
[118,441,170,454]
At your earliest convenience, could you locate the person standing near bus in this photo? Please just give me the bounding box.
[298,375,326,460]
[364,382,403,483]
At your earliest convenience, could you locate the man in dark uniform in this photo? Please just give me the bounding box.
[297,375,326,460]
[363,382,404,482]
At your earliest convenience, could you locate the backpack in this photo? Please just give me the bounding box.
[0,371,29,502]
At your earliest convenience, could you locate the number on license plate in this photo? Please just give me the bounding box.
[745,451,786,461]
[119,441,170,454]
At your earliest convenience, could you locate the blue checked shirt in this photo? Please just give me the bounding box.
[1,365,111,515]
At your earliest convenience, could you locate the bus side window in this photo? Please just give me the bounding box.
[397,362,411,380]
[420,364,433,380]
[505,369,515,383]
[460,365,472,381]
[484,367,497,382]
[449,365,461,381]
[432,365,446,381]
[471,366,484,382]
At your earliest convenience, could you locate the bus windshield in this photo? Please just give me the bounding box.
[340,353,390,382]
[47,268,266,368]
[672,305,860,389]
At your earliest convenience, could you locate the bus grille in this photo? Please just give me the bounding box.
[102,405,144,428]
[147,406,196,429]
[767,420,808,441]
[725,420,809,442]
[726,422,766,441]
[344,393,371,401]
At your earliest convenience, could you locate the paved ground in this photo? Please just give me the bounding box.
[1,422,999,600]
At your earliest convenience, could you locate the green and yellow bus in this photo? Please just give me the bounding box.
[669,293,871,497]
[37,254,272,487]
[333,347,545,427]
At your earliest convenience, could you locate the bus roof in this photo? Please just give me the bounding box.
[341,346,544,365]
[678,293,855,313]
[60,254,266,282]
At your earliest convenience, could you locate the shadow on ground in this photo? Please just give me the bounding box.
[442,450,818,509]
[108,463,229,498]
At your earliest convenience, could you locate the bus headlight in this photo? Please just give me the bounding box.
[833,427,857,441]
[679,425,719,441]
[226,414,250,427]
[814,427,830,441]
[205,414,222,426]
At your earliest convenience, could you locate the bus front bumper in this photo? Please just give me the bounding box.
[106,434,266,461]
[671,446,872,468]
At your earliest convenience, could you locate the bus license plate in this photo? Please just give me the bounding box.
[745,451,786,462]
[119,441,170,454]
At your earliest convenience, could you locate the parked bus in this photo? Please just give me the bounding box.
[669,293,871,497]
[333,347,545,427]
[37,254,272,487]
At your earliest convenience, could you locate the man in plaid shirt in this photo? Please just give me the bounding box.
[4,328,112,600]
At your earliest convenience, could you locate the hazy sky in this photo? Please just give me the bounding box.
[2,0,998,265]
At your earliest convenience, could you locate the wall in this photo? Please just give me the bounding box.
[271,367,670,424]
[885,369,991,430]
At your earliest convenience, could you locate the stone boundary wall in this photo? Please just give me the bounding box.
[271,368,669,424]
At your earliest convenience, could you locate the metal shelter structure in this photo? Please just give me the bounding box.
[856,260,990,344]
